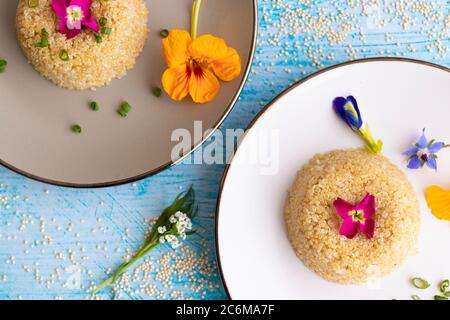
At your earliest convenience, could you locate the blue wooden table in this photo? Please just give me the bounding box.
[1,0,449,300]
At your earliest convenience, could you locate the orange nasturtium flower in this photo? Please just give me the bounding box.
[425,186,450,221]
[161,30,242,103]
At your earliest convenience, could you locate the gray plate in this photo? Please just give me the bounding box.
[0,0,257,187]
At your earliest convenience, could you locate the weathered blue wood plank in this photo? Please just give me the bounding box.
[1,0,449,300]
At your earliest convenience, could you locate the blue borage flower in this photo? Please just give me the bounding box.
[402,128,449,171]
[333,96,383,154]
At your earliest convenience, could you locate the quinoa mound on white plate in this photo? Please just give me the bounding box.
[284,148,421,284]
[16,0,149,90]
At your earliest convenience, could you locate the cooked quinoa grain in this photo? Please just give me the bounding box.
[284,149,421,284]
[16,0,149,90]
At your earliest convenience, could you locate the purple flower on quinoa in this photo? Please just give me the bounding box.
[51,0,99,40]
[402,128,449,171]
[333,96,383,154]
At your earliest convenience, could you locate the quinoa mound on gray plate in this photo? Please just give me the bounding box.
[16,0,149,90]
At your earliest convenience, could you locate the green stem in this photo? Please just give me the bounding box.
[190,0,202,39]
[93,241,159,294]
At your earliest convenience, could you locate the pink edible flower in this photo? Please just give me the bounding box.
[333,193,376,239]
[51,0,99,39]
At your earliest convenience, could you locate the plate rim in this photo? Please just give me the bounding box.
[214,57,450,300]
[0,0,258,188]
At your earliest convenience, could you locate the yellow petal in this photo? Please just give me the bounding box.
[425,185,450,221]
[162,65,190,101]
[209,47,242,81]
[162,30,192,68]
[189,67,220,104]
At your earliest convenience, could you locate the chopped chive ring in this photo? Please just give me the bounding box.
[89,101,99,111]
[411,295,421,300]
[439,279,449,293]
[118,110,128,117]
[35,28,49,48]
[411,277,430,289]
[0,59,7,73]
[27,0,39,8]
[101,27,112,35]
[159,29,169,38]
[72,124,82,134]
[59,49,69,61]
[94,33,103,43]
[152,87,162,97]
[99,17,108,27]
[434,295,448,300]
[445,292,450,297]
[118,101,131,117]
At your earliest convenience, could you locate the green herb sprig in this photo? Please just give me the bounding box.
[59,49,69,61]
[35,28,49,48]
[71,124,82,134]
[118,101,132,117]
[410,277,450,300]
[439,279,449,293]
[152,87,163,97]
[93,186,197,294]
[89,101,99,111]
[27,0,39,8]
[0,59,7,73]
[411,277,430,289]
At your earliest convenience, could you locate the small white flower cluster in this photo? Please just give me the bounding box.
[158,211,193,249]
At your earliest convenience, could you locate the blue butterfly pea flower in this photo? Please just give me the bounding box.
[333,96,362,132]
[332,96,383,154]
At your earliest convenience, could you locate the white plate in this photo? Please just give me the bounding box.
[0,0,256,187]
[216,58,450,300]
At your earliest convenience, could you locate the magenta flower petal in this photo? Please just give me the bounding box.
[356,193,376,219]
[59,16,81,39]
[51,0,69,17]
[360,218,375,239]
[82,15,99,33]
[70,0,91,13]
[51,0,98,39]
[333,193,377,240]
[333,198,355,219]
[339,217,359,239]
